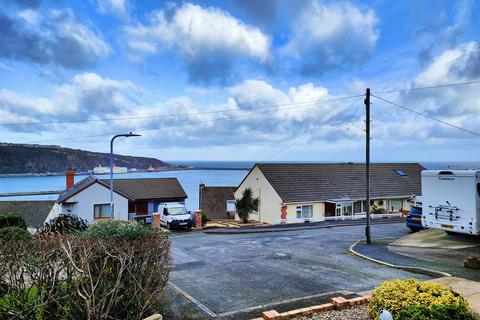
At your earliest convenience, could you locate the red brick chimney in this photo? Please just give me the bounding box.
[66,169,75,189]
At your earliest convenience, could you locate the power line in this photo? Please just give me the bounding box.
[371,94,480,137]
[262,95,365,161]
[0,94,363,127]
[28,95,362,144]
[373,79,480,94]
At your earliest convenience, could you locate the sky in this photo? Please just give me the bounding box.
[0,0,479,162]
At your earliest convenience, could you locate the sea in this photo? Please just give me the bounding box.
[0,161,479,210]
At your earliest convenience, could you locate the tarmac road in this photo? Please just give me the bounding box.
[169,223,427,317]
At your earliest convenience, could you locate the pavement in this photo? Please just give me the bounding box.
[392,229,480,249]
[168,223,426,319]
[431,277,480,315]
[204,217,405,234]
[353,240,480,282]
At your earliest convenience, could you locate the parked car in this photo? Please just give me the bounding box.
[159,202,193,230]
[406,205,424,232]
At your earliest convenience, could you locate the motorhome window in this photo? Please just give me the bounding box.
[393,169,407,176]
[168,207,188,215]
[439,171,453,175]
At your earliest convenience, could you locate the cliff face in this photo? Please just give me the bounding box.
[0,143,175,174]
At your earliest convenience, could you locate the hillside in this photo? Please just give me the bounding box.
[0,143,176,174]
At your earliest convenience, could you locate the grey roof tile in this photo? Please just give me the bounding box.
[0,201,55,229]
[58,176,187,202]
[257,163,424,203]
[99,178,187,201]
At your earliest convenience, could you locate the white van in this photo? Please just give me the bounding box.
[422,170,480,235]
[158,202,193,230]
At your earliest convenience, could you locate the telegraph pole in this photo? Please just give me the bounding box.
[365,88,371,244]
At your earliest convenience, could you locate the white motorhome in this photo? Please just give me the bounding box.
[422,170,480,235]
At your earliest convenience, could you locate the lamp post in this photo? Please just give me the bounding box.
[110,132,141,218]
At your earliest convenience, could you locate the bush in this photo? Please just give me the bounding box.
[397,303,478,320]
[0,230,171,319]
[0,212,27,230]
[368,278,467,319]
[202,212,209,226]
[371,204,386,214]
[37,213,88,237]
[235,188,259,223]
[86,219,159,240]
[0,226,34,244]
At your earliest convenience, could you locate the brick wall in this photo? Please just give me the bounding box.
[199,184,237,220]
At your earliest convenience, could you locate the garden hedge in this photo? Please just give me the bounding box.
[0,212,27,230]
[0,221,171,319]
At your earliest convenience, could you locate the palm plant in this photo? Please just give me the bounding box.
[235,188,259,223]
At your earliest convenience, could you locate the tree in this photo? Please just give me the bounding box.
[235,188,259,223]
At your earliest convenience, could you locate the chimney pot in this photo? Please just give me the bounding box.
[66,169,75,189]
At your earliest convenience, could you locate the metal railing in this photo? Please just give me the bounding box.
[324,212,402,221]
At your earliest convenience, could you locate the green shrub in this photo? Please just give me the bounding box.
[371,204,386,214]
[368,278,467,319]
[202,212,209,226]
[0,226,34,244]
[86,219,160,240]
[37,213,88,237]
[397,303,478,320]
[0,231,171,319]
[0,212,27,230]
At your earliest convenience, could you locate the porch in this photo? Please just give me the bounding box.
[324,198,404,221]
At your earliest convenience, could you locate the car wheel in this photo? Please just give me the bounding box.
[409,227,419,233]
[445,231,456,235]
[166,222,171,230]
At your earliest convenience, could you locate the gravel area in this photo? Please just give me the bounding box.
[299,305,369,320]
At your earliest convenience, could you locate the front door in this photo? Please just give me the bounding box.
[135,201,148,216]
[336,204,342,220]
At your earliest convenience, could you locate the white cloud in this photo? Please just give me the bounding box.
[228,80,348,122]
[124,3,271,82]
[97,0,129,18]
[0,73,141,131]
[282,1,379,75]
[409,41,480,116]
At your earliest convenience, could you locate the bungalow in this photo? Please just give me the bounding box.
[57,174,187,223]
[0,200,60,233]
[235,163,424,224]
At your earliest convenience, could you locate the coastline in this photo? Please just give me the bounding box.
[0,166,251,178]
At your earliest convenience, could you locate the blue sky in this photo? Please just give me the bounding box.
[0,0,479,162]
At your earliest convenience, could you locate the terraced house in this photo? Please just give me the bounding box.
[235,163,424,224]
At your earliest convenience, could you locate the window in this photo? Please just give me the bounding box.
[94,204,112,219]
[390,200,402,211]
[393,169,407,176]
[296,205,313,219]
[226,200,236,212]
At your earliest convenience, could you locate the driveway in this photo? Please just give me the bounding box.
[169,223,426,318]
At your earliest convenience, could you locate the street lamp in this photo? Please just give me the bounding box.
[110,132,141,218]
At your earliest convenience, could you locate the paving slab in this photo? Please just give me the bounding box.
[430,277,480,315]
[392,229,480,249]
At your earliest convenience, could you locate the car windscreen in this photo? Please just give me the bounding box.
[168,207,188,215]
